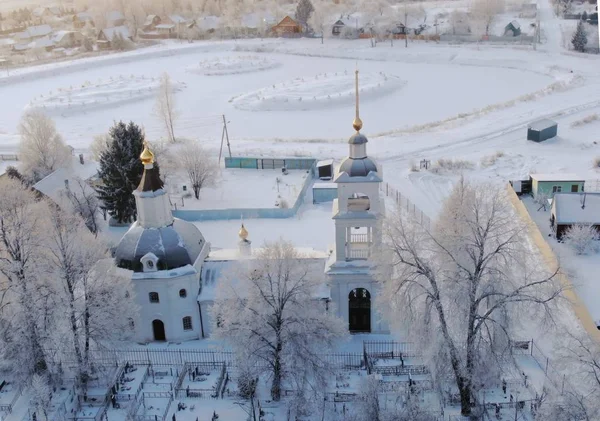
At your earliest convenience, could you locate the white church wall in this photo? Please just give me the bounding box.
[134,190,173,229]
[133,271,201,343]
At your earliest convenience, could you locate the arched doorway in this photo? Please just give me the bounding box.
[152,319,166,341]
[349,288,371,333]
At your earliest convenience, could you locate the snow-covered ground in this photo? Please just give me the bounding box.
[168,168,309,210]
[187,54,281,76]
[25,75,186,116]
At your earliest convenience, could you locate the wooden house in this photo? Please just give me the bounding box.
[550,193,600,240]
[143,15,161,32]
[270,16,302,36]
[155,24,175,37]
[52,30,84,48]
[332,15,364,37]
[97,26,131,49]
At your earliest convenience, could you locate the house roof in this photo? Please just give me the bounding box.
[26,25,52,38]
[273,15,301,28]
[168,14,187,24]
[552,193,600,224]
[510,20,521,29]
[106,10,125,22]
[52,30,78,42]
[33,157,99,205]
[75,12,94,21]
[100,25,130,40]
[530,173,584,182]
[31,37,54,48]
[155,24,175,29]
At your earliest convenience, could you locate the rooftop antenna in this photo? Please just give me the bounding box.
[352,64,363,133]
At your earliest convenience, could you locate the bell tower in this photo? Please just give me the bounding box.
[326,69,388,334]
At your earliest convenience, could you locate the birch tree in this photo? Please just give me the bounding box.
[212,240,347,402]
[61,178,101,235]
[154,72,178,143]
[173,140,218,200]
[0,180,53,379]
[47,209,136,386]
[377,179,562,417]
[308,1,332,43]
[18,110,72,182]
[471,0,505,36]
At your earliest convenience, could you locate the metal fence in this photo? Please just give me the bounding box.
[380,182,431,229]
[224,157,316,170]
[364,341,419,358]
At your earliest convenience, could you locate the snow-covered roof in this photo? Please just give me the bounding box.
[12,43,30,51]
[528,119,556,131]
[144,14,159,25]
[156,24,175,29]
[317,159,334,167]
[100,26,131,40]
[0,38,15,46]
[168,15,187,24]
[107,10,125,23]
[552,193,600,224]
[530,173,583,182]
[199,250,329,302]
[313,182,337,189]
[14,32,30,41]
[26,25,52,38]
[510,20,521,29]
[33,157,99,203]
[198,16,220,30]
[52,31,78,43]
[75,12,94,21]
[31,37,54,49]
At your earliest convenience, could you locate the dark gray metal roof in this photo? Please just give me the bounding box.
[137,166,164,192]
[114,222,201,272]
[348,132,368,145]
[528,119,557,131]
[338,157,378,177]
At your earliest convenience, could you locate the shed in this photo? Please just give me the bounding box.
[550,193,600,240]
[527,119,557,142]
[530,174,585,199]
[313,182,338,204]
[155,24,175,36]
[504,20,521,36]
[317,159,334,180]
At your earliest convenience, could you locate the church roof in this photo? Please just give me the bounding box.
[348,132,368,145]
[114,219,206,272]
[338,156,378,178]
[137,166,163,192]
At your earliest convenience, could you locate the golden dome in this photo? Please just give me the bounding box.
[238,223,248,240]
[352,116,363,132]
[140,142,155,165]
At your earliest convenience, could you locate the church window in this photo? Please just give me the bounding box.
[149,292,159,303]
[147,260,154,269]
[179,289,187,298]
[182,316,192,331]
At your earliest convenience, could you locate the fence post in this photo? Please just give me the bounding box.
[530,339,533,356]
[545,357,548,374]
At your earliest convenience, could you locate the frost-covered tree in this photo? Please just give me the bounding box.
[308,1,332,43]
[61,178,100,235]
[173,140,218,200]
[0,180,53,379]
[47,209,136,386]
[18,110,71,183]
[471,0,505,36]
[90,134,111,161]
[295,0,314,28]
[30,373,52,420]
[572,20,588,52]
[213,240,347,401]
[96,121,147,224]
[563,223,599,255]
[154,73,178,143]
[377,179,562,417]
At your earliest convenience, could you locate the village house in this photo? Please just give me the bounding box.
[52,30,84,48]
[155,24,176,37]
[197,16,220,36]
[504,20,521,36]
[143,15,161,32]
[332,15,365,37]
[530,174,585,199]
[97,26,131,49]
[550,192,600,240]
[270,16,303,37]
[15,24,53,42]
[73,12,95,29]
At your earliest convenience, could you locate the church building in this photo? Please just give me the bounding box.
[114,71,389,343]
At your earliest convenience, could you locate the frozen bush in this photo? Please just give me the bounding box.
[571,114,599,127]
[480,151,505,168]
[431,158,475,173]
[563,224,600,255]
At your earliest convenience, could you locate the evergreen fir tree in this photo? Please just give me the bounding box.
[295,0,314,28]
[96,121,156,224]
[572,20,588,52]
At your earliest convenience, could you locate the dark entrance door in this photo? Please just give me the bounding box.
[349,288,371,333]
[152,319,166,341]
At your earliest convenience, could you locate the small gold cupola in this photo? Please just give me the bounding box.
[238,223,249,240]
[140,141,155,165]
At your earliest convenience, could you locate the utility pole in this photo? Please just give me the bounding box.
[218,114,232,166]
[404,1,408,48]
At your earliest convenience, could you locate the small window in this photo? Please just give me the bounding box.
[571,185,579,193]
[149,292,159,303]
[147,260,154,269]
[552,186,562,193]
[182,316,192,331]
[179,289,187,298]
